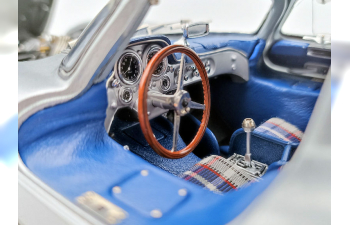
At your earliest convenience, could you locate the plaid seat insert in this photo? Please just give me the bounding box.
[254,118,303,144]
[180,155,259,194]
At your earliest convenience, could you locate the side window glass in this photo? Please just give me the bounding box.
[281,0,331,44]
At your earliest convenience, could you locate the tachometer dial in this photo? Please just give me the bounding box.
[145,46,168,78]
[117,51,142,85]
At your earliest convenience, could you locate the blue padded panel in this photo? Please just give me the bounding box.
[113,169,187,216]
[268,40,330,68]
[168,34,260,61]
[229,129,286,165]
[210,68,322,133]
[229,128,298,165]
[186,34,259,57]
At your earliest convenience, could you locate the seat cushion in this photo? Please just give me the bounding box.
[254,117,303,144]
[180,155,258,194]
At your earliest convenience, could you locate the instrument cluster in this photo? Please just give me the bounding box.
[115,44,169,89]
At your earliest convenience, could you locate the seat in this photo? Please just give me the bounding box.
[181,118,304,194]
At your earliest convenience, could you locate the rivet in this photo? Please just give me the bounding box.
[178,188,187,196]
[141,170,149,176]
[150,209,162,218]
[232,55,237,61]
[147,111,150,115]
[232,65,236,70]
[113,186,122,194]
[123,145,129,151]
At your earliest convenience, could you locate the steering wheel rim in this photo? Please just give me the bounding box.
[138,45,211,159]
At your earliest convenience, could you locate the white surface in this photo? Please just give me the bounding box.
[142,0,273,33]
[282,0,331,37]
[45,0,109,36]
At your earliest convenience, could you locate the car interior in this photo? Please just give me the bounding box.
[18,0,330,224]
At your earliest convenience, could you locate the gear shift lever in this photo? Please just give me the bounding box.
[242,118,256,167]
[227,118,268,177]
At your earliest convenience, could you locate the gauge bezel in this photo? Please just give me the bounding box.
[143,44,168,79]
[159,75,171,92]
[116,50,142,86]
[120,87,133,104]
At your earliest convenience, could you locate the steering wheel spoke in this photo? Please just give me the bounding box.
[171,112,181,152]
[188,101,205,110]
[176,53,186,92]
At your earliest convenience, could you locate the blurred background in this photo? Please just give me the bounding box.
[0,0,18,224]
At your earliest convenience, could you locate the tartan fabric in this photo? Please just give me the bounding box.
[180,155,258,194]
[254,118,303,144]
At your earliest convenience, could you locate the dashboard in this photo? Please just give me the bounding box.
[105,37,249,131]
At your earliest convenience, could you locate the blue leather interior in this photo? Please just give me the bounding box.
[108,115,201,176]
[228,128,298,165]
[19,78,280,225]
[210,68,322,134]
[18,33,323,224]
[268,40,331,68]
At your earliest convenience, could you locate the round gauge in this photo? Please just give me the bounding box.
[117,51,142,85]
[160,75,171,92]
[145,46,168,77]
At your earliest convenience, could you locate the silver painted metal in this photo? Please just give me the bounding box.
[227,154,268,178]
[19,1,150,225]
[174,22,210,47]
[105,45,248,133]
[172,114,181,152]
[242,118,256,167]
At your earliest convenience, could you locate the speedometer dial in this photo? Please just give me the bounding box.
[145,46,168,78]
[117,51,142,85]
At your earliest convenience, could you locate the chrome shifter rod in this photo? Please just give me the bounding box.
[242,118,256,167]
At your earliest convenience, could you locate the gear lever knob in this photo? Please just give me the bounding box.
[242,118,256,167]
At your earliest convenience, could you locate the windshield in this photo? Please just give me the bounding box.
[140,0,273,34]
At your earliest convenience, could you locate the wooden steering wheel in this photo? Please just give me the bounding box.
[138,45,211,159]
